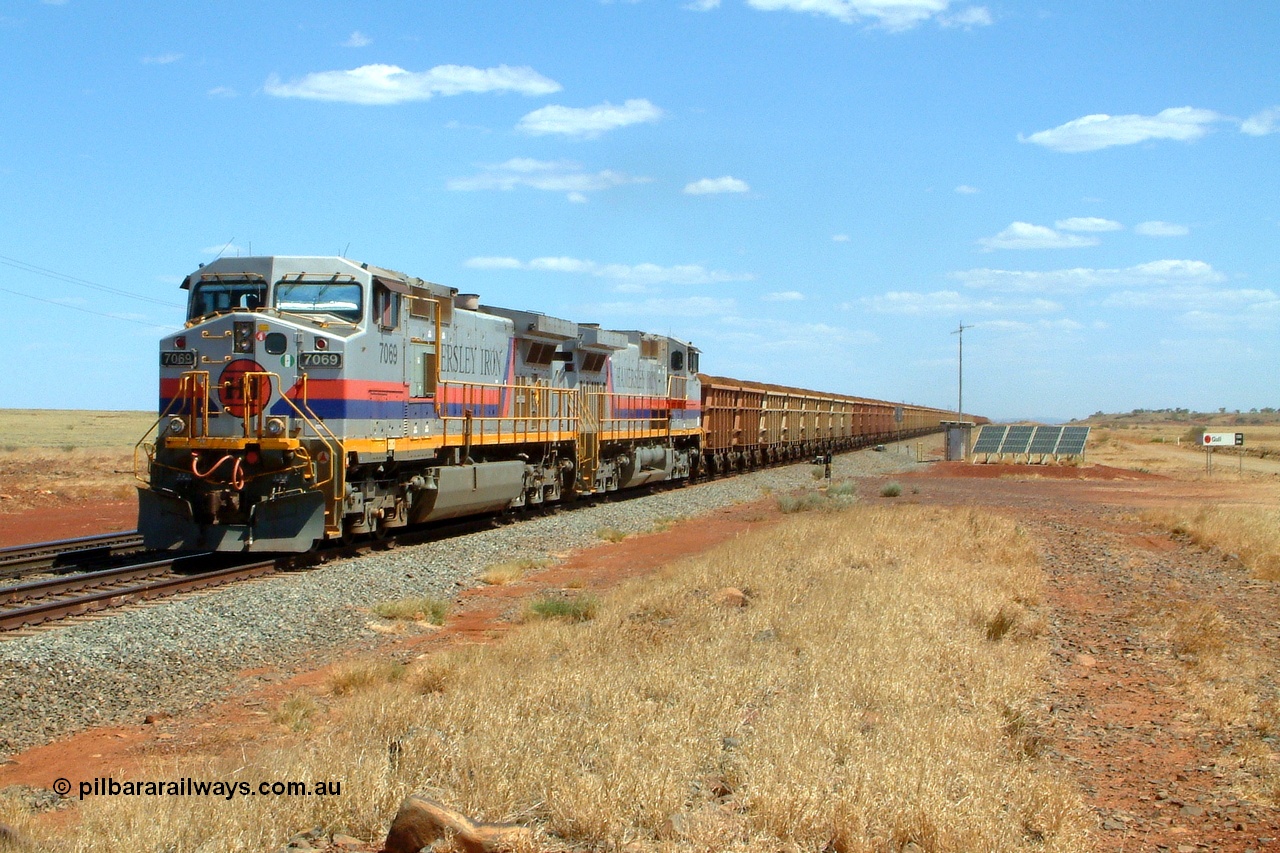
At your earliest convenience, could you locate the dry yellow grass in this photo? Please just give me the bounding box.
[479,558,549,586]
[270,693,321,733]
[0,410,154,450]
[0,448,138,511]
[371,596,449,624]
[327,660,406,697]
[0,409,154,511]
[27,505,1088,852]
[1081,419,1280,480]
[1131,507,1280,804]
[1143,504,1280,580]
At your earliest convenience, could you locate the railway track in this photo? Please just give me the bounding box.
[0,556,277,633]
[0,462,807,634]
[0,531,147,580]
[0,486,663,633]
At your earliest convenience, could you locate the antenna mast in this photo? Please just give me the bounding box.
[952,322,973,420]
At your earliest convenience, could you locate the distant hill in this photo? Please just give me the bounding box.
[1076,408,1280,428]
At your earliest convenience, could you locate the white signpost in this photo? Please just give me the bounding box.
[1201,432,1245,474]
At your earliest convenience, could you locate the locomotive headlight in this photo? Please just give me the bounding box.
[265,417,287,436]
[167,417,186,435]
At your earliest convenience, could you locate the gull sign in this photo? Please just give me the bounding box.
[1202,432,1244,447]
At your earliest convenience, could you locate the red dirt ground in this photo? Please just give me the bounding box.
[0,500,135,548]
[3,463,1280,851]
[919,460,1169,480]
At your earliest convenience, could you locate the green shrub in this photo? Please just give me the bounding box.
[827,479,858,498]
[373,595,449,625]
[777,492,827,513]
[527,595,599,622]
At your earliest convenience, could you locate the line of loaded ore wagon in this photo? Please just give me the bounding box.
[137,255,965,552]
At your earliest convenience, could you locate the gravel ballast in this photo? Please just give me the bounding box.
[0,448,922,757]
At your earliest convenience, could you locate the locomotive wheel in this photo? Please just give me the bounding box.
[339,519,359,547]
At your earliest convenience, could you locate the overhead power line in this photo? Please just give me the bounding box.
[0,286,176,330]
[0,253,183,308]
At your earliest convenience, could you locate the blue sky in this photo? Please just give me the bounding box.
[1,1,1276,421]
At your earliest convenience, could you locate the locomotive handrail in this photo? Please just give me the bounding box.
[133,371,211,485]
[436,380,578,448]
[241,370,341,486]
[244,370,344,537]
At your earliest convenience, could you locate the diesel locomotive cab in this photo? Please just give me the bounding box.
[138,257,373,551]
[139,254,710,553]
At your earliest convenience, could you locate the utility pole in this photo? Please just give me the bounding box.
[952,322,972,420]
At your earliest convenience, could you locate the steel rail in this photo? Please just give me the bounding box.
[0,559,180,608]
[0,560,277,632]
[0,531,146,579]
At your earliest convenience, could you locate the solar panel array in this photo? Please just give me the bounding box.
[1057,426,1090,456]
[999,425,1036,454]
[969,424,1091,462]
[1028,426,1064,455]
[970,425,1007,454]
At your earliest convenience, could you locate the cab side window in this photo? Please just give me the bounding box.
[373,284,400,330]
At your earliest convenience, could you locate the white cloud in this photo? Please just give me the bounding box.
[684,176,750,195]
[977,318,1084,334]
[763,291,804,302]
[954,259,1226,293]
[746,0,988,32]
[586,296,738,318]
[685,0,721,8]
[1181,310,1280,333]
[447,158,649,201]
[832,234,851,242]
[709,316,879,351]
[1242,107,1280,136]
[517,98,663,138]
[343,31,372,47]
[955,184,979,194]
[939,6,992,28]
[207,86,237,98]
[978,222,1099,250]
[142,53,183,65]
[1055,217,1122,233]
[464,257,522,270]
[465,255,753,289]
[264,63,561,105]
[860,290,1061,315]
[1103,286,1277,311]
[1135,220,1189,237]
[1020,107,1226,153]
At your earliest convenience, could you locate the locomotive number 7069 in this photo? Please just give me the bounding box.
[300,352,343,369]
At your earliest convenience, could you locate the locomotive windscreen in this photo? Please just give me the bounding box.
[274,281,363,323]
[188,279,267,320]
